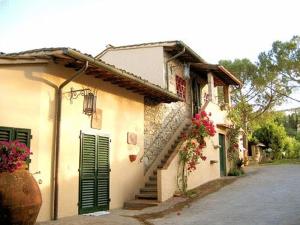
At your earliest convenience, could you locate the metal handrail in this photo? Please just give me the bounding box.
[140,107,182,162]
[140,105,187,164]
[140,99,210,172]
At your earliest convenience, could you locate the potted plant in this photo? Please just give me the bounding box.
[0,140,42,225]
[128,144,140,162]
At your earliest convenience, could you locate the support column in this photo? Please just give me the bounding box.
[223,85,232,107]
[207,72,215,103]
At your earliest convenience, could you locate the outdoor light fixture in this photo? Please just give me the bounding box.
[65,87,97,116]
[83,92,97,116]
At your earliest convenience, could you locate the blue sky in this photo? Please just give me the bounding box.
[0,0,299,109]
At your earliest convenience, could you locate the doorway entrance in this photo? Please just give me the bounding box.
[192,78,202,115]
[79,132,110,214]
[219,133,227,176]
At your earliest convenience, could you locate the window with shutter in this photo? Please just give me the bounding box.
[0,126,31,147]
[79,132,110,214]
[176,75,186,100]
[0,127,14,142]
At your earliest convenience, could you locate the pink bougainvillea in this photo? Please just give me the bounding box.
[179,111,216,172]
[0,140,32,173]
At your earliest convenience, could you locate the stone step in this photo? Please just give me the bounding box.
[145,180,157,187]
[149,175,157,181]
[136,193,158,200]
[123,199,159,210]
[140,187,157,192]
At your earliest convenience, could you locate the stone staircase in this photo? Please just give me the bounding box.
[124,122,190,209]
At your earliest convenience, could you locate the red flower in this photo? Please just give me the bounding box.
[0,140,32,173]
[200,155,207,161]
[179,110,216,173]
[200,111,207,117]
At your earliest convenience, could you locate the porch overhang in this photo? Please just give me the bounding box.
[216,123,234,130]
[3,48,182,103]
[190,63,242,86]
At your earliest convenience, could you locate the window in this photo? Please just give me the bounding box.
[176,76,186,100]
[0,126,31,147]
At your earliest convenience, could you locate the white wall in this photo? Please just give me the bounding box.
[100,47,165,88]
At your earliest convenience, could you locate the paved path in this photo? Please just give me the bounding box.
[150,165,300,225]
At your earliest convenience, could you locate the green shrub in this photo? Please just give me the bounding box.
[228,167,244,176]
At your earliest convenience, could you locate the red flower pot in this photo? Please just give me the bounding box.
[129,154,137,162]
[0,169,42,225]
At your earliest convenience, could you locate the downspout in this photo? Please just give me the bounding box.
[52,61,89,220]
[165,47,185,90]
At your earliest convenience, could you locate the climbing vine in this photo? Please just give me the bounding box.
[227,127,240,162]
[177,111,216,193]
[227,127,244,176]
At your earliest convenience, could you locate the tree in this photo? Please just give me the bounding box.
[219,59,289,150]
[253,121,287,159]
[258,36,300,89]
[275,111,300,137]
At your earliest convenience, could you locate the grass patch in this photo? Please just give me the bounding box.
[260,158,300,165]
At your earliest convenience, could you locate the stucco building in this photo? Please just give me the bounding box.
[0,41,241,222]
[98,41,242,204]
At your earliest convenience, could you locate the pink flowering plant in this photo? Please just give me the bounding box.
[0,140,32,173]
[178,110,216,193]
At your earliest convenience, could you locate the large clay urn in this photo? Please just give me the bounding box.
[0,168,42,225]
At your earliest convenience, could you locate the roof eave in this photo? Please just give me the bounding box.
[64,48,182,102]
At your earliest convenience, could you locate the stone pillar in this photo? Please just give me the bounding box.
[223,85,232,107]
[207,72,215,103]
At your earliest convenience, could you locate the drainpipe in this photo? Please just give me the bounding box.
[52,61,89,220]
[165,47,185,90]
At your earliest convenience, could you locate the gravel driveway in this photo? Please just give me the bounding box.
[150,165,300,225]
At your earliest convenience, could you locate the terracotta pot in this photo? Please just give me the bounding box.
[0,169,42,225]
[129,154,137,162]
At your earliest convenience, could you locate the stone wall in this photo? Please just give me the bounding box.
[143,52,192,171]
[143,97,190,170]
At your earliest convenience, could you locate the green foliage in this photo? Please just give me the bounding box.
[296,133,300,142]
[284,136,300,159]
[275,112,300,137]
[226,127,241,161]
[220,36,298,148]
[258,36,300,86]
[253,121,286,150]
[253,121,288,159]
[228,167,244,176]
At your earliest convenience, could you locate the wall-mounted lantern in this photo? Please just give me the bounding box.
[64,88,97,116]
[83,92,97,116]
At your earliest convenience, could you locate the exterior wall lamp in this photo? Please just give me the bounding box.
[65,87,97,116]
[83,92,96,116]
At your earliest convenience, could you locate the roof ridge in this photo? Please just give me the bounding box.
[95,40,180,59]
[107,40,179,49]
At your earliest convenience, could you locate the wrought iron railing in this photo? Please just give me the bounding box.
[141,104,188,172]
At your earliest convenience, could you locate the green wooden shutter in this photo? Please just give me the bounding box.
[219,134,226,176]
[79,133,110,214]
[79,133,97,214]
[0,127,14,142]
[97,136,110,210]
[0,127,31,147]
[15,128,31,147]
